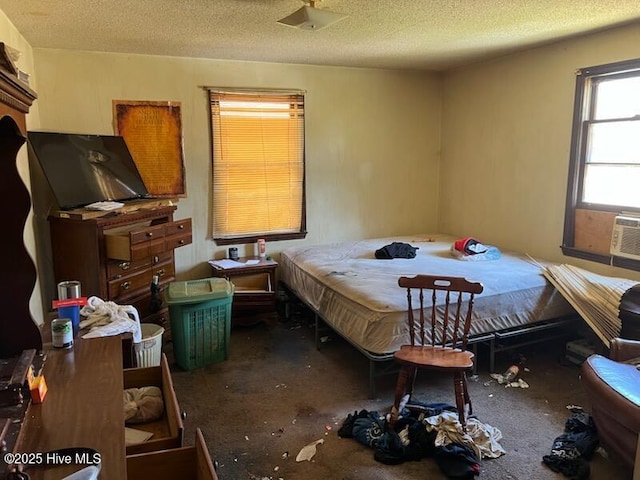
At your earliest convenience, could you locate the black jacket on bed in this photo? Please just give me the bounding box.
[375,242,419,259]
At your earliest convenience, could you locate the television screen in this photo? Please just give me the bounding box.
[28,132,150,210]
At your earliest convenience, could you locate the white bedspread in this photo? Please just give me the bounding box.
[280,234,574,355]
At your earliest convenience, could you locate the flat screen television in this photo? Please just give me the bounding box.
[28,131,150,210]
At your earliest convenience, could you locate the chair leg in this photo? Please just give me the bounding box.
[454,371,467,431]
[407,365,418,400]
[463,371,472,417]
[390,365,413,427]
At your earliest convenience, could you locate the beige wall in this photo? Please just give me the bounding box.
[0,11,44,324]
[440,23,640,280]
[30,49,442,303]
[8,12,640,322]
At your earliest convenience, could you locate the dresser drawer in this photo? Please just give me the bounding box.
[127,429,218,480]
[164,218,191,237]
[124,354,184,456]
[165,218,192,251]
[107,251,173,280]
[108,260,175,299]
[105,219,191,261]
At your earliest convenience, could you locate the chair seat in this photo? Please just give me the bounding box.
[394,345,474,370]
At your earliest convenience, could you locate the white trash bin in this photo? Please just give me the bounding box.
[134,323,165,367]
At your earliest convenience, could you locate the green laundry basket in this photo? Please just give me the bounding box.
[166,277,234,370]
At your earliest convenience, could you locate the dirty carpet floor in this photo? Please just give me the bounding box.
[166,316,632,480]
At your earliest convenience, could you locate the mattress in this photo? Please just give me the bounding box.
[279,234,574,355]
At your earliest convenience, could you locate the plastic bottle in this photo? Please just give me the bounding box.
[502,364,520,383]
[502,355,526,383]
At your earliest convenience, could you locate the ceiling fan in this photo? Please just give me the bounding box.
[277,0,347,31]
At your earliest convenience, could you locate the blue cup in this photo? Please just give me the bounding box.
[58,305,80,337]
[57,281,82,337]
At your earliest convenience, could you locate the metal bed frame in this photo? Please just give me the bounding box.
[282,282,579,398]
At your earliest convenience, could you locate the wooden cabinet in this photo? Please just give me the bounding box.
[0,42,41,359]
[48,205,192,340]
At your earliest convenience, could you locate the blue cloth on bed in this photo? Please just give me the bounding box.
[450,244,502,261]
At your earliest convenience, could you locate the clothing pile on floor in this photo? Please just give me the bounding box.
[542,408,599,480]
[338,402,505,479]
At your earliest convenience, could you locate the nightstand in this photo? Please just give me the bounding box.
[210,257,278,326]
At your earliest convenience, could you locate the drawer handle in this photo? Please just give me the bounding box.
[153,255,160,264]
[157,269,166,277]
[178,224,185,230]
[178,239,185,245]
[146,232,153,238]
[119,261,131,270]
[121,281,132,291]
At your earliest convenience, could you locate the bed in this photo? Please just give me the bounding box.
[279,234,577,397]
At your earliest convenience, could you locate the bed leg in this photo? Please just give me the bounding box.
[315,314,321,350]
[489,338,496,373]
[369,359,376,399]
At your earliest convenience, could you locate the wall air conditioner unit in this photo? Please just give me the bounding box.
[610,215,640,260]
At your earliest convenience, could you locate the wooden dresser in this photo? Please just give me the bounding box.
[48,205,192,342]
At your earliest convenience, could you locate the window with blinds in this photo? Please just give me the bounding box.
[209,90,306,244]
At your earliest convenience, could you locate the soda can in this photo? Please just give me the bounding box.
[52,318,74,349]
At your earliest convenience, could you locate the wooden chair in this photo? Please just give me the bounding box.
[389,274,483,431]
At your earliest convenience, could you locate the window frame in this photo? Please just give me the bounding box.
[562,57,640,269]
[207,88,308,246]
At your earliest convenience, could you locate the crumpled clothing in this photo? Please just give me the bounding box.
[375,242,419,259]
[434,443,481,479]
[450,244,502,261]
[542,409,598,480]
[423,411,506,460]
[124,386,164,424]
[351,411,387,448]
[338,409,371,438]
[80,296,142,342]
[453,237,487,255]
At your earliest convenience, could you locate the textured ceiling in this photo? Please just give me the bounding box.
[2,0,640,71]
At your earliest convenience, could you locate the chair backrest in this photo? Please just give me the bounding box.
[398,274,484,350]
